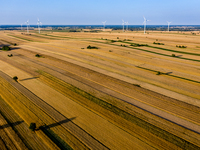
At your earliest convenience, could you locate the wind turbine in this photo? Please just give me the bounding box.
[21,24,23,30]
[102,21,106,31]
[37,18,42,34]
[122,20,125,32]
[25,20,29,33]
[142,16,150,34]
[167,21,172,32]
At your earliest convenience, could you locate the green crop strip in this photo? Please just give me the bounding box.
[92,40,200,62]
[136,66,200,84]
[40,34,70,39]
[121,41,200,56]
[29,34,57,40]
[7,34,34,42]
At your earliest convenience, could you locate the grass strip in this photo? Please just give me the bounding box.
[30,34,58,40]
[0,39,16,46]
[136,66,200,84]
[7,34,34,42]
[119,40,200,56]
[147,45,200,56]
[93,40,200,62]
[40,34,70,39]
[37,70,200,150]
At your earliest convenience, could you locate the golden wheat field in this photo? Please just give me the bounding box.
[0,30,200,150]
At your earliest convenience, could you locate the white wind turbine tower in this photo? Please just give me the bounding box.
[167,21,172,32]
[102,21,106,31]
[143,16,150,34]
[122,20,125,32]
[21,24,23,30]
[25,20,29,33]
[37,18,42,34]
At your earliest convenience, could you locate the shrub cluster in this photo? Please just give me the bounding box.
[87,45,98,49]
[130,43,148,47]
[176,45,187,48]
[69,29,80,32]
[153,42,164,45]
[7,54,13,57]
[35,54,41,57]
[123,39,132,41]
[156,71,162,75]
[110,40,116,43]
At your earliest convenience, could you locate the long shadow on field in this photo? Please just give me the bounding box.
[20,77,39,81]
[165,72,173,75]
[40,117,76,130]
[38,118,75,150]
[176,55,183,57]
[0,46,20,51]
[10,47,20,50]
[0,121,24,129]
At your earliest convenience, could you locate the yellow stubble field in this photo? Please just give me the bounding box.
[0,30,200,149]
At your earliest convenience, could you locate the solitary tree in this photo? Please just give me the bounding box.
[172,54,176,57]
[2,46,11,51]
[35,54,41,57]
[13,76,18,82]
[29,123,36,131]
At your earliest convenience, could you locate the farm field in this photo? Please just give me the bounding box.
[0,30,200,149]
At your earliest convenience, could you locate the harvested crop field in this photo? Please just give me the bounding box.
[0,30,200,149]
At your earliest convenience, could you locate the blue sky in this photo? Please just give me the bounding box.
[0,0,199,25]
